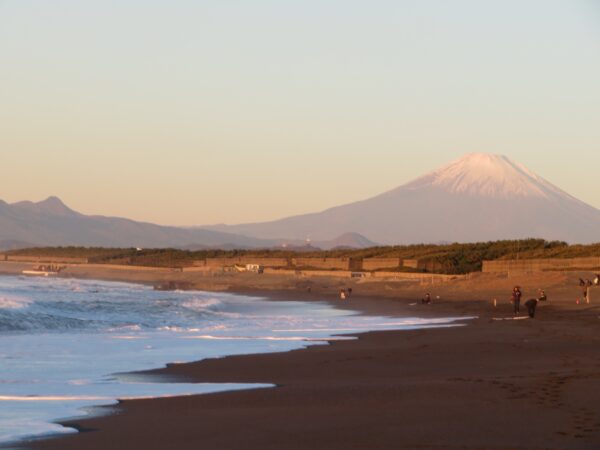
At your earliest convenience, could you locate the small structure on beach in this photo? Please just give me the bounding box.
[245,264,264,274]
[234,264,264,274]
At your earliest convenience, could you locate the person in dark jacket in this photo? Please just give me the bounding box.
[511,287,522,315]
[525,298,538,318]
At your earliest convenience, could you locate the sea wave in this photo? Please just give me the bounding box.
[0,313,94,333]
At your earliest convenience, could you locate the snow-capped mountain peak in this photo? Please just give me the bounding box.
[202,152,600,244]
[404,152,565,199]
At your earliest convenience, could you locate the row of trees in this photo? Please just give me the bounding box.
[7,239,599,274]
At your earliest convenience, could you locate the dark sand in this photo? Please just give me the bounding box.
[6,269,600,450]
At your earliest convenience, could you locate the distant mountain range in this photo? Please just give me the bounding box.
[204,153,600,244]
[0,197,374,250]
[2,153,598,250]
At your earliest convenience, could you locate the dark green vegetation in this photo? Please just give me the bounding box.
[5,239,599,274]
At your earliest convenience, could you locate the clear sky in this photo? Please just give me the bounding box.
[1,0,599,226]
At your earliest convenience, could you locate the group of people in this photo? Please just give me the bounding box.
[510,286,547,318]
[579,275,600,287]
[511,275,597,316]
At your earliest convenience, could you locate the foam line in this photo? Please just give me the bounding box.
[184,335,355,342]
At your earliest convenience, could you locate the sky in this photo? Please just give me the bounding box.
[1,0,599,226]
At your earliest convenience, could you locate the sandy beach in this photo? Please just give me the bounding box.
[3,266,600,450]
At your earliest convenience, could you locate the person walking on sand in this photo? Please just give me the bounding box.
[511,287,522,315]
[422,293,432,304]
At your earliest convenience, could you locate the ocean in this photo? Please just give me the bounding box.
[0,275,465,445]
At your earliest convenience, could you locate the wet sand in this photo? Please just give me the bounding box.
[6,268,600,450]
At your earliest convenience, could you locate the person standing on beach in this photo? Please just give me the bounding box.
[538,289,547,302]
[511,287,522,315]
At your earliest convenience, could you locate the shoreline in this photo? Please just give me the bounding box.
[0,272,467,448]
[3,268,600,449]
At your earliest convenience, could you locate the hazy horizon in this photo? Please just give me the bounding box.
[2,1,599,226]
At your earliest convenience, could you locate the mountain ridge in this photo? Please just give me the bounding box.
[0,197,374,250]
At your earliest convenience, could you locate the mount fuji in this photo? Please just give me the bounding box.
[205,153,600,244]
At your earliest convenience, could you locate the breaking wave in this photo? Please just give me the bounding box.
[0,279,231,334]
[181,297,222,311]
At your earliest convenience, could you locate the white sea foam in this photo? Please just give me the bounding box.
[0,296,32,310]
[111,335,145,340]
[68,379,91,386]
[272,327,367,333]
[0,419,76,444]
[0,395,111,402]
[185,335,355,342]
[182,297,222,311]
[108,325,142,332]
[157,326,185,332]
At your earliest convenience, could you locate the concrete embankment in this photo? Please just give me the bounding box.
[483,257,600,273]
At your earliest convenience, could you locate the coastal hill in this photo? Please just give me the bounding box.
[0,196,271,249]
[0,197,373,250]
[203,153,600,244]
